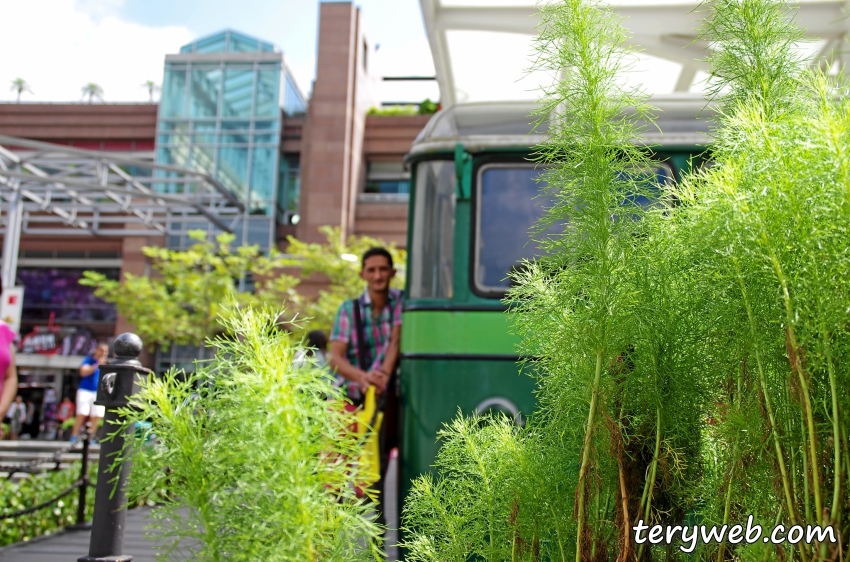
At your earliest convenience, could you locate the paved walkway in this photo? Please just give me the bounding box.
[0,454,401,561]
[0,507,158,562]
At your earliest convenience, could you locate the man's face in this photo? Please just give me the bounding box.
[360,255,396,293]
[94,345,109,360]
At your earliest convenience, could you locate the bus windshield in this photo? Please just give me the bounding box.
[474,162,673,296]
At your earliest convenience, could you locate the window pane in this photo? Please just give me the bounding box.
[254,120,278,131]
[222,67,254,117]
[283,74,306,115]
[255,68,280,117]
[161,69,187,118]
[475,166,549,293]
[250,146,277,203]
[410,160,455,299]
[188,145,216,179]
[230,33,259,53]
[365,180,410,194]
[196,34,227,53]
[253,134,275,144]
[217,145,249,199]
[189,67,221,118]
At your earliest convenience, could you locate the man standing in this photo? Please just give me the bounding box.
[70,342,109,443]
[7,395,24,440]
[329,247,402,522]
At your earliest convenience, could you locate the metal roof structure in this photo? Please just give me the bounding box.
[0,135,247,288]
[419,0,849,105]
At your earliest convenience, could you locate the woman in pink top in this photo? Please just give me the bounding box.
[0,319,19,438]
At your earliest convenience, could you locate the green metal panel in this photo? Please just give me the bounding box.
[401,310,519,355]
[399,356,537,514]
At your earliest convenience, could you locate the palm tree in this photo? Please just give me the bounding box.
[141,80,160,103]
[81,83,104,104]
[10,78,33,103]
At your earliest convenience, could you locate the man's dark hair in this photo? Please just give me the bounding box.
[361,247,393,269]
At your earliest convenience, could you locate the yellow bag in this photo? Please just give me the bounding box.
[355,385,384,487]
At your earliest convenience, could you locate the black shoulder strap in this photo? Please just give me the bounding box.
[351,298,370,371]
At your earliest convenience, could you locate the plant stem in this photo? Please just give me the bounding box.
[576,350,605,562]
[636,408,661,561]
[771,254,823,526]
[736,271,797,526]
[618,458,631,562]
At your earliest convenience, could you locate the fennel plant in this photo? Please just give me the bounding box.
[114,306,382,562]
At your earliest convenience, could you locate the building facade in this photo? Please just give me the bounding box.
[0,2,429,409]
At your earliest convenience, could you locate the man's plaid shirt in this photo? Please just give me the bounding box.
[330,288,403,401]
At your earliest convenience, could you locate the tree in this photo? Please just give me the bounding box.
[141,80,160,103]
[10,78,32,103]
[80,83,103,104]
[285,225,406,334]
[80,227,405,349]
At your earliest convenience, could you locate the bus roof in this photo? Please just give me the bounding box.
[408,94,716,158]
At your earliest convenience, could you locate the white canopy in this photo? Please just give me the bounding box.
[419,0,849,105]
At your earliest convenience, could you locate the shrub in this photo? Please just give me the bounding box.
[115,306,382,561]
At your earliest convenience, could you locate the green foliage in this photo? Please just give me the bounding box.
[367,105,418,116]
[80,230,299,348]
[285,225,406,334]
[366,99,437,116]
[113,306,382,561]
[81,227,405,348]
[404,0,849,560]
[0,463,96,547]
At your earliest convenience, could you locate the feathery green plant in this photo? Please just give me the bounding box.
[114,306,382,562]
[403,0,849,559]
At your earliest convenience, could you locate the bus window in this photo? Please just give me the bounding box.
[410,160,456,299]
[474,164,549,295]
[474,162,674,295]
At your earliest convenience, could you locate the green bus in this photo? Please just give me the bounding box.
[398,96,710,504]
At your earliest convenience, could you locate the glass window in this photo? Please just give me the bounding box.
[191,122,216,144]
[255,68,280,117]
[18,268,119,324]
[261,43,275,53]
[474,163,673,294]
[217,145,249,199]
[196,34,227,53]
[410,160,456,299]
[365,180,410,194]
[230,32,260,53]
[189,67,221,118]
[253,134,275,144]
[222,66,254,118]
[250,146,277,202]
[254,120,278,131]
[188,145,216,180]
[475,165,550,294]
[221,121,250,144]
[283,74,306,115]
[161,69,187,118]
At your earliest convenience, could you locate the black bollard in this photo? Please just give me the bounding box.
[78,332,148,562]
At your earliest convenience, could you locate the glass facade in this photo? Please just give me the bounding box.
[157,30,307,247]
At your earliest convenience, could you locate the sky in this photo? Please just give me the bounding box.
[0,0,437,103]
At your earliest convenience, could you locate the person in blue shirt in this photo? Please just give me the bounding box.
[70,342,109,443]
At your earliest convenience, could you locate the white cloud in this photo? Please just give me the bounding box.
[0,0,193,103]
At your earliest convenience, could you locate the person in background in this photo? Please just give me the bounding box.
[328,247,403,526]
[7,395,24,440]
[24,399,35,439]
[0,316,18,440]
[56,396,75,424]
[294,330,330,370]
[70,342,109,443]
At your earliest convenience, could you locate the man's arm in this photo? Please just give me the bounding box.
[79,359,98,377]
[329,340,386,393]
[378,325,401,377]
